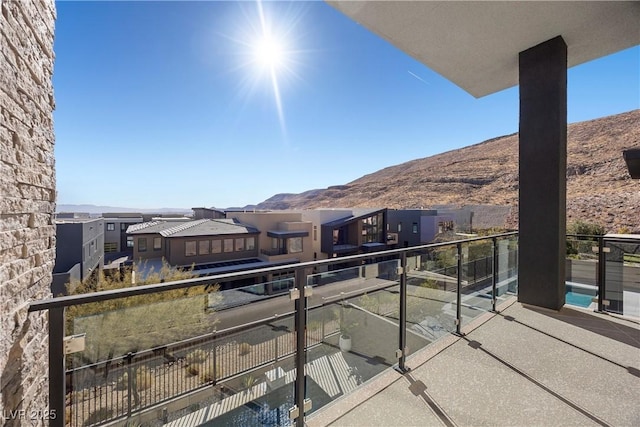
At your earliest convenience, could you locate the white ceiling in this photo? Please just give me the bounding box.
[327,1,640,98]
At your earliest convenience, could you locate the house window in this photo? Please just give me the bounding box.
[107,223,115,231]
[246,237,255,250]
[235,238,244,251]
[126,236,134,248]
[153,237,162,250]
[121,223,128,231]
[199,240,210,255]
[272,238,280,249]
[313,226,317,241]
[289,237,303,253]
[138,238,147,252]
[412,223,418,234]
[212,240,221,253]
[398,223,402,232]
[185,241,197,256]
[224,239,233,252]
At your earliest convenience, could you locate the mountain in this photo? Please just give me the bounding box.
[254,110,640,233]
[56,204,191,215]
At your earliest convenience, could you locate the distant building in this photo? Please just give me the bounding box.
[317,208,391,258]
[193,207,226,220]
[387,209,457,247]
[229,211,313,263]
[52,217,104,295]
[102,213,144,253]
[126,218,301,288]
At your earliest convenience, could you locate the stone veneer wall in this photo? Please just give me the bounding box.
[1,0,56,423]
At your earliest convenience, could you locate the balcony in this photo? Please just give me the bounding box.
[28,233,640,427]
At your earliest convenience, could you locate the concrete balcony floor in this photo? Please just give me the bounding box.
[307,299,640,427]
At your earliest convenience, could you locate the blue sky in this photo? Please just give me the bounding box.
[54,1,640,210]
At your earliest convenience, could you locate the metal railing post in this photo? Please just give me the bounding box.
[492,237,498,312]
[126,352,133,418]
[294,268,307,427]
[597,236,605,313]
[456,243,463,335]
[49,307,65,427]
[398,253,408,372]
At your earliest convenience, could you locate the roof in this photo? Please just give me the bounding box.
[322,208,386,228]
[327,1,640,97]
[127,219,259,237]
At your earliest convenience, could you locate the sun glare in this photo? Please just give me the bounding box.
[254,36,285,70]
[225,0,307,138]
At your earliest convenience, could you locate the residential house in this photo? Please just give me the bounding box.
[52,217,104,295]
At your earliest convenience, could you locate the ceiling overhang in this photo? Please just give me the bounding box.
[327,1,640,98]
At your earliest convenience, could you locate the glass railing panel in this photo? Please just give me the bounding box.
[496,235,518,298]
[66,278,296,426]
[604,237,640,318]
[565,235,599,309]
[304,258,400,413]
[460,239,494,324]
[405,246,458,354]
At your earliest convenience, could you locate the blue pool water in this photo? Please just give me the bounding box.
[565,291,593,308]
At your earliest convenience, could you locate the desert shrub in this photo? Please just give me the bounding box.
[135,367,154,391]
[185,349,208,365]
[568,220,605,236]
[85,408,114,426]
[238,342,252,356]
[186,363,202,376]
[199,363,220,383]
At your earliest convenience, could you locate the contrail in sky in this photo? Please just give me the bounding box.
[408,70,430,85]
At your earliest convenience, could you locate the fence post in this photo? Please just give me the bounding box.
[597,236,605,313]
[492,237,498,312]
[397,253,408,372]
[212,336,217,385]
[126,352,133,418]
[49,307,65,427]
[293,267,307,427]
[456,243,463,335]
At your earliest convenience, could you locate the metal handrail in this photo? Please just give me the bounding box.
[29,231,518,311]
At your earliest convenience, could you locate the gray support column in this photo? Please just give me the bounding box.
[518,36,567,310]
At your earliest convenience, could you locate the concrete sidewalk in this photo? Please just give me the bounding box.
[307,299,640,427]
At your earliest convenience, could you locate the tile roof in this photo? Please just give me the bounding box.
[127,219,259,237]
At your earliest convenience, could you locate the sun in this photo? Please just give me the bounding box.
[224,0,307,137]
[254,35,285,70]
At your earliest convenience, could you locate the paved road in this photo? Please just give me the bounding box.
[211,277,399,331]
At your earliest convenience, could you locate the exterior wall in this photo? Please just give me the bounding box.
[166,234,260,266]
[54,218,104,282]
[132,233,167,261]
[230,212,314,262]
[302,209,358,259]
[0,0,56,421]
[103,215,142,253]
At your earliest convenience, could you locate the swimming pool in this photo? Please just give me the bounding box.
[565,283,596,308]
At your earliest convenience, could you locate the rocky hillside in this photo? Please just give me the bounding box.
[255,110,639,233]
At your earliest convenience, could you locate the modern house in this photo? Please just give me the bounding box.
[102,213,143,254]
[52,217,104,295]
[125,217,303,289]
[387,209,456,247]
[318,208,390,258]
[229,211,314,263]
